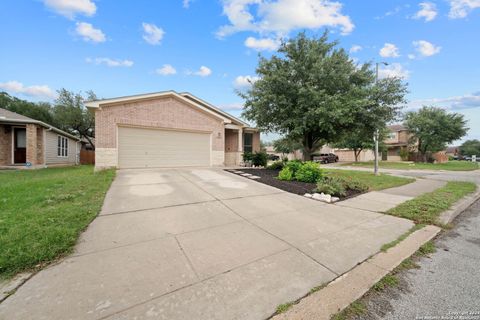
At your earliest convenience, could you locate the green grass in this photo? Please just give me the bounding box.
[324,169,415,191]
[331,301,367,320]
[0,166,115,279]
[372,274,399,292]
[381,224,426,252]
[344,160,479,171]
[275,302,295,314]
[387,181,477,225]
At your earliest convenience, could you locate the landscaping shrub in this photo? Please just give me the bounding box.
[267,161,284,170]
[295,161,323,183]
[316,177,346,197]
[252,151,268,167]
[342,177,369,193]
[242,152,253,162]
[278,167,294,181]
[284,160,303,175]
[399,148,409,161]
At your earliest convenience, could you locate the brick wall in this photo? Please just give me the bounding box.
[95,96,225,151]
[26,124,38,165]
[252,131,261,152]
[0,125,12,165]
[36,127,44,165]
[225,129,238,152]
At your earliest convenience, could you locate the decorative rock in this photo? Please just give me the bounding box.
[304,193,313,198]
[241,173,253,177]
[249,176,261,179]
[331,196,340,203]
[312,192,332,203]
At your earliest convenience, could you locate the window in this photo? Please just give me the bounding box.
[243,133,253,153]
[57,136,68,157]
[387,132,396,140]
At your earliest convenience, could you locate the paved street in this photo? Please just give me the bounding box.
[361,200,480,320]
[0,168,415,320]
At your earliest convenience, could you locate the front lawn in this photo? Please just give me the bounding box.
[387,181,477,225]
[229,168,414,198]
[344,161,479,171]
[0,166,115,279]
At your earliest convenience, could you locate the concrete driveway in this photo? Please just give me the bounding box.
[0,168,413,320]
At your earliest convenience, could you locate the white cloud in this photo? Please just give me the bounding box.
[142,23,165,45]
[409,92,480,110]
[408,53,416,59]
[244,36,280,51]
[75,22,106,43]
[216,0,354,38]
[183,0,191,8]
[448,0,480,18]
[0,80,56,99]
[349,45,362,53]
[379,43,400,58]
[413,2,438,22]
[187,66,212,77]
[86,57,133,67]
[378,63,410,79]
[43,0,96,19]
[156,64,177,76]
[413,40,441,57]
[233,75,260,88]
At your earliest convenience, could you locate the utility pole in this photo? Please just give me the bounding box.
[374,62,388,176]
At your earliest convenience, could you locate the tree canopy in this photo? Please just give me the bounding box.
[239,32,407,160]
[459,139,480,156]
[0,89,97,148]
[404,106,468,161]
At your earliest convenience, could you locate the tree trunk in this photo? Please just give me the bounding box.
[83,134,95,150]
[302,133,314,161]
[354,148,362,162]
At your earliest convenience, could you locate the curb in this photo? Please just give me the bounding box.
[271,225,441,320]
[439,189,480,225]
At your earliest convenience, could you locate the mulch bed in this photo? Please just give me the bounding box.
[225,168,361,200]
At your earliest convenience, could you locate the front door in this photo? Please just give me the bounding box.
[13,128,27,164]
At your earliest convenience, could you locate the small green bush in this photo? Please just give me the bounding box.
[316,177,346,197]
[284,160,303,175]
[242,152,253,162]
[278,167,294,181]
[342,177,369,193]
[295,161,323,183]
[399,148,409,161]
[252,151,268,167]
[267,161,285,170]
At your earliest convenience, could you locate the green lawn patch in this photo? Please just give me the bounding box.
[344,160,479,171]
[324,169,415,191]
[0,166,115,279]
[387,181,477,225]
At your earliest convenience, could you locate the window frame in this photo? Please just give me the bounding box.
[243,132,253,153]
[57,136,69,158]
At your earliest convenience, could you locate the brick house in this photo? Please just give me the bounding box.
[383,124,412,161]
[85,91,260,170]
[0,108,80,168]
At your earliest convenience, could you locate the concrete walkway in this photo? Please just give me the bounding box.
[0,168,417,320]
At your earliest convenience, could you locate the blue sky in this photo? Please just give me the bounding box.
[0,0,479,142]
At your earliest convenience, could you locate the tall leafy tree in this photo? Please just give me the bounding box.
[404,106,468,162]
[53,89,97,149]
[0,92,57,126]
[273,137,302,156]
[239,32,407,160]
[459,139,480,156]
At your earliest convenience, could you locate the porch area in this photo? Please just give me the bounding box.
[224,125,260,166]
[0,124,45,168]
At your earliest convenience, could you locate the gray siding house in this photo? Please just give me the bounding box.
[0,108,80,168]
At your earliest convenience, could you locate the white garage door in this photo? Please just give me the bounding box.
[118,126,211,168]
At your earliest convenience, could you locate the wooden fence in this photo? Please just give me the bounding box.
[80,150,95,165]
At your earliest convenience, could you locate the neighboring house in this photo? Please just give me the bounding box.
[445,146,459,158]
[383,124,411,161]
[0,108,81,168]
[85,91,260,170]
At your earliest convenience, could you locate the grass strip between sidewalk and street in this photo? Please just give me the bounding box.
[324,169,415,191]
[0,166,115,280]
[342,160,479,171]
[386,181,477,226]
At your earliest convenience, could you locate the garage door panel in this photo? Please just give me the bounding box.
[118,127,211,168]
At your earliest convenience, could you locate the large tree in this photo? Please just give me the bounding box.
[404,106,468,162]
[459,139,480,157]
[53,89,97,149]
[273,137,302,157]
[239,32,407,160]
[0,92,57,126]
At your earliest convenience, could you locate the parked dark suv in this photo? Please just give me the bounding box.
[312,153,338,164]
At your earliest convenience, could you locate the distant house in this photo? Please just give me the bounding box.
[0,108,81,168]
[445,146,459,157]
[383,124,411,161]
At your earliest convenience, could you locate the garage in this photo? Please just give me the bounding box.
[118,126,211,168]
